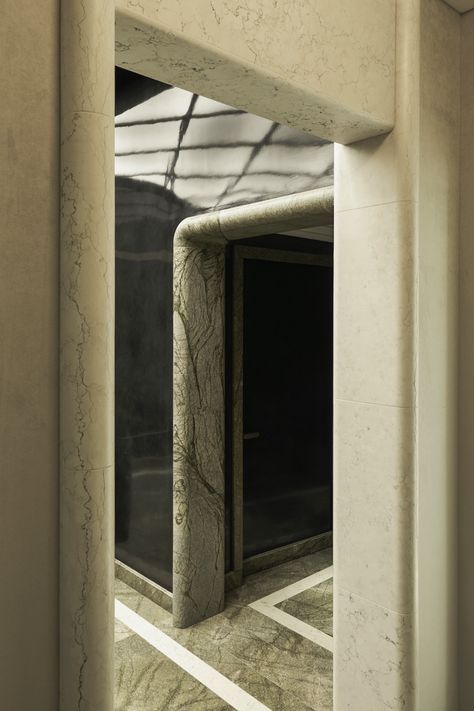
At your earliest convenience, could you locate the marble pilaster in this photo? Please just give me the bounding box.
[60,0,115,707]
[334,0,460,708]
[173,228,227,628]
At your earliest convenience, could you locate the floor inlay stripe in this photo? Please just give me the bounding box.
[253,565,333,606]
[115,600,272,711]
[248,565,334,653]
[249,600,333,652]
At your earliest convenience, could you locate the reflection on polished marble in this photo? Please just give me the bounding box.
[276,578,333,638]
[115,549,333,711]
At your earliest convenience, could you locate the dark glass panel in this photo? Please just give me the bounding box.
[242,258,333,558]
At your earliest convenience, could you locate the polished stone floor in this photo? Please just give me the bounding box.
[115,548,333,710]
[277,578,333,638]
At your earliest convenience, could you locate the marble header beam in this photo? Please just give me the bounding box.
[115,1,395,144]
[176,187,334,244]
[172,187,334,628]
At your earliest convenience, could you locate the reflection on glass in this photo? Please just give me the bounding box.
[115,67,334,590]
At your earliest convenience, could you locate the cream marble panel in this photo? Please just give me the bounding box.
[115,0,395,143]
[334,201,415,408]
[173,232,226,628]
[62,0,114,115]
[335,588,414,711]
[334,400,414,614]
[334,0,420,211]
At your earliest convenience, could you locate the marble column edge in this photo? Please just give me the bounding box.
[59,0,115,708]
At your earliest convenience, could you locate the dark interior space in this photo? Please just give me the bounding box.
[237,248,333,559]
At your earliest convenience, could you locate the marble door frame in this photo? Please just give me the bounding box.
[172,189,333,628]
[59,4,400,709]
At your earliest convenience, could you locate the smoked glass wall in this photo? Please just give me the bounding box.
[115,67,334,590]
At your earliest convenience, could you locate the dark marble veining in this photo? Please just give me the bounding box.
[173,232,226,627]
[277,578,333,637]
[115,549,333,711]
[115,632,232,710]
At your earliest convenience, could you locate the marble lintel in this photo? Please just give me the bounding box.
[115,0,395,144]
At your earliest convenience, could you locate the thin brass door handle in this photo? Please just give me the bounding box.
[243,432,260,440]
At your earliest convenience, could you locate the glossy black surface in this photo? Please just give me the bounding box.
[242,257,333,558]
[115,67,334,589]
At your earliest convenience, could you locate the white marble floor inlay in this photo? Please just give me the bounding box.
[115,600,272,711]
[249,565,334,653]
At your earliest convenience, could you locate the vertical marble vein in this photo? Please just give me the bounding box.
[173,230,227,628]
[60,0,115,707]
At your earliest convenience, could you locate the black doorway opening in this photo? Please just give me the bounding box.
[227,237,333,577]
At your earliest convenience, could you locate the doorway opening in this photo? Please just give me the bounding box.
[226,238,333,586]
[114,65,335,710]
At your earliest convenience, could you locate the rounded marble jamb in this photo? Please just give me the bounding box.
[61,0,114,116]
[60,0,115,700]
[335,587,414,710]
[60,108,115,711]
[60,111,114,473]
[172,232,226,628]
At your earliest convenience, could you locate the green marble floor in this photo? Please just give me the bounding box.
[276,578,333,638]
[115,548,333,710]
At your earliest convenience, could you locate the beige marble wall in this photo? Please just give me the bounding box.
[0,1,60,709]
[115,0,396,144]
[459,10,474,710]
[334,0,460,709]
[59,0,115,708]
